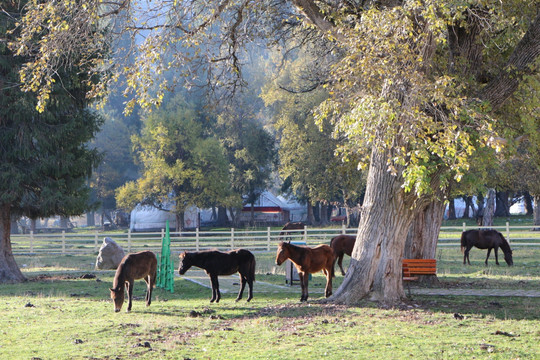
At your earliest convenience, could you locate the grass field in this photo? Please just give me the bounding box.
[1,244,539,359]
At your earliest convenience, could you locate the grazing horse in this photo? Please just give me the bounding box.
[461,229,513,266]
[329,234,356,276]
[278,222,305,240]
[275,241,335,302]
[110,251,157,312]
[178,249,256,303]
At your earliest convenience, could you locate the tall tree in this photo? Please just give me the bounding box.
[115,93,237,229]
[0,0,103,283]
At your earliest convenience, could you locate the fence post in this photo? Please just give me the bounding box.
[231,228,235,250]
[30,230,34,253]
[196,228,200,251]
[463,222,467,232]
[61,230,66,254]
[304,225,308,243]
[127,229,132,253]
[267,227,271,251]
[342,224,346,234]
[94,231,98,252]
[506,221,510,243]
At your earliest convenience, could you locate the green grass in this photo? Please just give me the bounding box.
[1,248,539,359]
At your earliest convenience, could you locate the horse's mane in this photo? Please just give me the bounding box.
[498,233,512,253]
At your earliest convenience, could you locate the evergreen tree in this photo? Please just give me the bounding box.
[0,1,103,283]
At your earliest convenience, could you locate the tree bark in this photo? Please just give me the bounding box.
[524,192,534,216]
[404,200,445,285]
[483,189,496,227]
[495,191,510,217]
[330,148,417,304]
[533,195,540,230]
[0,204,26,283]
[447,198,456,220]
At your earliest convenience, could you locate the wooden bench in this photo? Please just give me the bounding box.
[402,259,437,295]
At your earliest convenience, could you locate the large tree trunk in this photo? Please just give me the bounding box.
[0,204,26,283]
[330,148,417,304]
[404,200,445,285]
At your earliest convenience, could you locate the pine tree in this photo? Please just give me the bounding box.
[0,1,103,283]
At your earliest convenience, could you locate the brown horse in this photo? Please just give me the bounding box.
[110,251,157,312]
[330,234,356,275]
[461,229,513,266]
[178,249,256,303]
[278,222,305,240]
[275,241,335,301]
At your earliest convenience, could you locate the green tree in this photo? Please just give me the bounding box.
[215,101,276,226]
[116,93,236,230]
[0,0,103,283]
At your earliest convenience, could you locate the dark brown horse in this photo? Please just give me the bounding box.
[461,229,513,266]
[329,234,356,275]
[178,249,256,303]
[110,251,157,312]
[275,241,335,301]
[278,221,305,240]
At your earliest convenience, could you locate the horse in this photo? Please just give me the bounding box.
[178,249,256,303]
[110,251,157,312]
[461,229,513,266]
[329,234,356,275]
[278,221,305,240]
[275,241,335,302]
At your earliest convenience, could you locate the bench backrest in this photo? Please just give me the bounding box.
[402,259,436,277]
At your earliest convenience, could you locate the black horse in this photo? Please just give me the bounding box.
[178,249,256,303]
[461,229,513,266]
[278,221,305,240]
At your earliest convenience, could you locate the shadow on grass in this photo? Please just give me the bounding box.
[5,272,538,323]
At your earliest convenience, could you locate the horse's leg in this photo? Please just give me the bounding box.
[337,253,346,276]
[126,280,134,312]
[299,272,309,302]
[494,247,500,265]
[324,268,333,297]
[145,274,152,306]
[247,275,254,302]
[485,248,492,266]
[209,275,221,303]
[464,246,471,265]
[236,273,246,302]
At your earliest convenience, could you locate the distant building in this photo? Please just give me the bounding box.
[238,191,306,226]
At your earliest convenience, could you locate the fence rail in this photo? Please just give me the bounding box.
[10,222,540,256]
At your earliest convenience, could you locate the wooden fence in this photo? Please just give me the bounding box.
[10,222,540,256]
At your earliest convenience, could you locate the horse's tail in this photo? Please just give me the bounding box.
[460,231,467,253]
[329,235,337,248]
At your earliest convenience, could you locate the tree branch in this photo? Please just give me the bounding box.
[479,10,540,110]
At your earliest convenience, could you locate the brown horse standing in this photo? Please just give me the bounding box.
[278,222,305,240]
[275,241,335,301]
[461,229,513,266]
[330,234,356,275]
[178,249,256,303]
[110,251,157,312]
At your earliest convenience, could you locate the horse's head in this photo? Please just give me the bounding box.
[275,242,290,266]
[109,285,124,312]
[504,250,514,266]
[178,252,192,275]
